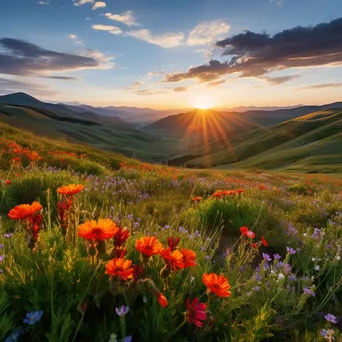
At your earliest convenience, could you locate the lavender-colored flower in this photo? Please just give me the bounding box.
[255,273,262,281]
[286,247,296,255]
[273,254,281,260]
[205,255,210,260]
[0,254,4,263]
[4,233,13,239]
[164,225,170,230]
[0,244,4,249]
[23,310,44,324]
[320,329,335,340]
[324,313,338,324]
[127,214,134,220]
[288,274,297,282]
[115,305,129,317]
[283,263,292,274]
[200,246,205,252]
[253,286,260,292]
[262,253,271,262]
[303,288,315,297]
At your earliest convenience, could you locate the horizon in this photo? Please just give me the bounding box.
[1,0,342,109]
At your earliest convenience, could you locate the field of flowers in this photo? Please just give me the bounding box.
[1,136,342,341]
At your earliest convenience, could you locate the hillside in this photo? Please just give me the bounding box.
[182,109,342,173]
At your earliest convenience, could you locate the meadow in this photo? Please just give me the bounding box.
[1,122,342,341]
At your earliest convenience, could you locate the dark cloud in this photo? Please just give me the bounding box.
[164,17,342,82]
[297,82,342,90]
[42,76,78,80]
[0,38,101,76]
[263,75,299,85]
[172,87,187,92]
[0,77,58,96]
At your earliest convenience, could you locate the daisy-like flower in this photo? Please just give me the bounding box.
[136,236,163,258]
[202,273,231,298]
[186,298,207,327]
[57,184,84,196]
[23,310,44,324]
[105,258,134,281]
[181,248,197,268]
[78,218,118,242]
[8,202,42,220]
[160,248,185,271]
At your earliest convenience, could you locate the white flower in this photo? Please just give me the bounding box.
[278,273,285,280]
[143,295,147,303]
[108,333,118,342]
[314,265,320,271]
[303,233,307,237]
[336,256,341,261]
[312,257,316,261]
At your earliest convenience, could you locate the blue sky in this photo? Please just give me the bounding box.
[0,0,342,108]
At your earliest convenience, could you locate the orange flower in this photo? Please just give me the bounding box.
[57,184,84,196]
[105,258,134,281]
[156,292,168,308]
[181,248,197,268]
[202,273,231,298]
[192,196,203,202]
[78,218,118,241]
[136,236,163,257]
[5,180,12,185]
[160,248,185,271]
[8,202,43,220]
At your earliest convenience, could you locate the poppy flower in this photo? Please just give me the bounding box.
[105,258,134,281]
[186,298,207,327]
[192,196,203,202]
[114,227,130,247]
[156,292,168,308]
[202,273,231,297]
[8,202,43,220]
[167,236,180,251]
[78,218,118,241]
[181,248,197,268]
[136,236,163,258]
[261,236,268,247]
[5,180,11,185]
[160,248,185,271]
[57,184,84,196]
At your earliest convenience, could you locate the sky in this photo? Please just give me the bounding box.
[0,0,342,109]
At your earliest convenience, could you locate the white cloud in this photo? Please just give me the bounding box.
[69,34,77,40]
[187,20,231,46]
[38,1,49,4]
[127,29,184,48]
[92,1,106,10]
[74,0,94,7]
[105,10,140,27]
[92,24,122,35]
[84,49,115,70]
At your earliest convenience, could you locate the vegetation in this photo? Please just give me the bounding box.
[1,123,342,341]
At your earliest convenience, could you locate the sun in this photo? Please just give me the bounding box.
[191,94,215,110]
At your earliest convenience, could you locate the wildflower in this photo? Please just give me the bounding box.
[136,236,163,259]
[253,286,260,291]
[132,264,144,282]
[314,265,320,271]
[320,329,335,340]
[108,333,118,342]
[324,313,338,324]
[261,236,268,247]
[181,248,197,268]
[303,287,316,297]
[105,258,134,281]
[156,292,168,308]
[114,227,130,247]
[160,248,185,271]
[167,236,180,251]
[0,254,4,263]
[4,233,13,239]
[5,180,11,185]
[123,337,132,342]
[192,196,203,202]
[286,247,297,255]
[202,273,231,298]
[186,298,207,327]
[278,273,285,280]
[78,219,118,242]
[115,305,129,317]
[262,253,272,262]
[57,184,84,196]
[4,329,22,342]
[240,226,255,239]
[273,254,281,260]
[8,202,42,220]
[23,310,44,324]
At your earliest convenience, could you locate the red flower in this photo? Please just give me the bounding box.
[261,236,268,247]
[240,226,249,235]
[57,184,84,196]
[181,248,197,268]
[160,248,185,271]
[133,264,144,282]
[202,273,231,298]
[113,247,127,258]
[5,180,11,185]
[252,243,258,249]
[240,226,255,239]
[186,298,207,327]
[114,227,130,247]
[191,196,203,202]
[156,292,168,308]
[167,237,180,251]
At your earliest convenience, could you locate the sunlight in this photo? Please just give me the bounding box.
[191,94,215,109]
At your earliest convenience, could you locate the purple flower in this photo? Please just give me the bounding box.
[4,329,22,342]
[0,244,4,249]
[0,254,4,263]
[288,274,297,282]
[286,247,296,255]
[127,214,133,220]
[4,233,13,239]
[320,329,335,340]
[23,310,44,324]
[164,225,170,230]
[262,253,271,262]
[324,313,338,324]
[303,288,315,297]
[115,305,129,317]
[123,336,132,342]
[273,254,281,260]
[255,273,262,281]
[253,286,260,292]
[205,255,210,260]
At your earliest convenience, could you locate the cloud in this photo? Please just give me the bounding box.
[0,77,58,97]
[69,34,77,40]
[92,1,106,10]
[38,1,49,4]
[127,29,184,48]
[42,76,78,80]
[74,0,94,6]
[172,86,187,92]
[164,17,342,82]
[92,24,122,35]
[0,37,114,76]
[297,82,342,90]
[207,80,226,87]
[187,20,230,46]
[263,75,299,85]
[105,10,140,27]
[270,0,283,7]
